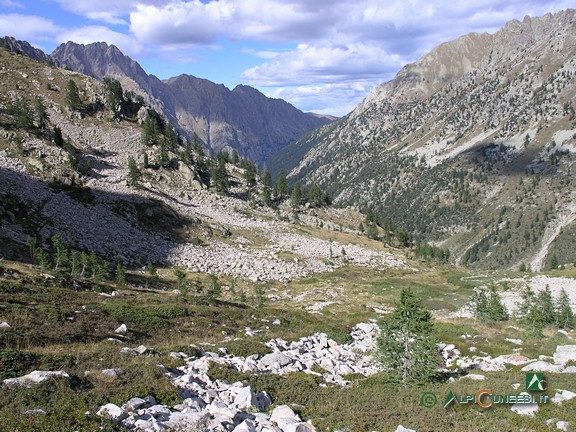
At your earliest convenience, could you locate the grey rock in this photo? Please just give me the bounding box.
[553,345,576,366]
[270,405,301,429]
[3,370,70,388]
[123,397,147,412]
[96,403,128,422]
[521,361,564,373]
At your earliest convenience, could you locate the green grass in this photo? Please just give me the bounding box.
[1,259,575,431]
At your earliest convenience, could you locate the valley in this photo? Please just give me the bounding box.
[1,8,576,432]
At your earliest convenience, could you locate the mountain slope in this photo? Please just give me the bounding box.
[273,9,576,271]
[51,41,331,164]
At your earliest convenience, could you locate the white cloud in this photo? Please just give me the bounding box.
[242,42,405,86]
[57,26,142,56]
[0,0,23,7]
[130,1,234,45]
[266,81,380,116]
[0,14,61,41]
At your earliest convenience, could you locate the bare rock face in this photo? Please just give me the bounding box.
[50,42,332,164]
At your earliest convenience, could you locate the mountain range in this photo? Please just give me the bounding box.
[50,41,332,164]
[270,9,576,271]
[2,9,576,272]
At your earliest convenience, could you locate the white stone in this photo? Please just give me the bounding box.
[115,323,128,334]
[562,366,576,373]
[510,392,539,417]
[122,397,147,412]
[521,361,564,373]
[160,411,210,430]
[96,403,128,422]
[504,338,523,345]
[553,345,576,366]
[270,405,301,429]
[552,389,576,405]
[0,322,11,328]
[234,386,258,410]
[3,370,70,388]
[101,368,122,378]
[233,419,257,432]
[395,426,416,432]
[557,421,570,431]
[460,373,485,381]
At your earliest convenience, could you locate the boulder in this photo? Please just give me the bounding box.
[160,411,211,430]
[115,324,128,334]
[521,361,564,373]
[101,368,122,378]
[510,392,538,416]
[270,405,301,429]
[259,353,292,370]
[0,322,11,328]
[122,397,147,412]
[562,366,576,373]
[552,389,576,405]
[553,345,576,366]
[234,386,258,411]
[233,419,257,432]
[557,421,570,431]
[96,403,128,422]
[3,370,70,388]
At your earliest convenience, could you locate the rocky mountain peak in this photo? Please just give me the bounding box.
[51,42,331,164]
[272,8,576,271]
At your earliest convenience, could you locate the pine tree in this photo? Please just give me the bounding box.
[115,259,126,286]
[207,274,221,301]
[243,160,257,189]
[66,79,82,110]
[291,183,302,209]
[555,288,574,329]
[517,286,535,318]
[127,156,141,186]
[157,139,170,168]
[377,288,439,385]
[538,285,555,325]
[274,170,289,197]
[173,268,188,294]
[211,157,229,194]
[34,96,49,129]
[51,234,69,272]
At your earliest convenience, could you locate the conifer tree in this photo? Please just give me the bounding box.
[274,170,289,197]
[291,183,302,209]
[66,79,82,110]
[51,234,69,272]
[211,157,229,194]
[377,288,439,385]
[555,288,574,329]
[127,156,141,186]
[115,259,126,286]
[34,96,49,129]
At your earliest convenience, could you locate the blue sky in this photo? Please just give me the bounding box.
[1,0,574,116]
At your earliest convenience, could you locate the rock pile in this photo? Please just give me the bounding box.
[94,323,381,431]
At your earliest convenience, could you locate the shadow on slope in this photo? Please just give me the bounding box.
[0,166,200,266]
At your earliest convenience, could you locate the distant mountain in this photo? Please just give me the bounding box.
[1,36,56,64]
[271,9,576,271]
[51,41,332,164]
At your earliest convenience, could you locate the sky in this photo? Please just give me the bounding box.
[0,1,574,116]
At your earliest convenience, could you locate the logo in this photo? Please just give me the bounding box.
[526,373,545,391]
[420,392,437,408]
[444,391,456,408]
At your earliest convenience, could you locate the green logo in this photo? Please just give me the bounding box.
[444,390,457,408]
[526,373,545,391]
[420,392,437,408]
